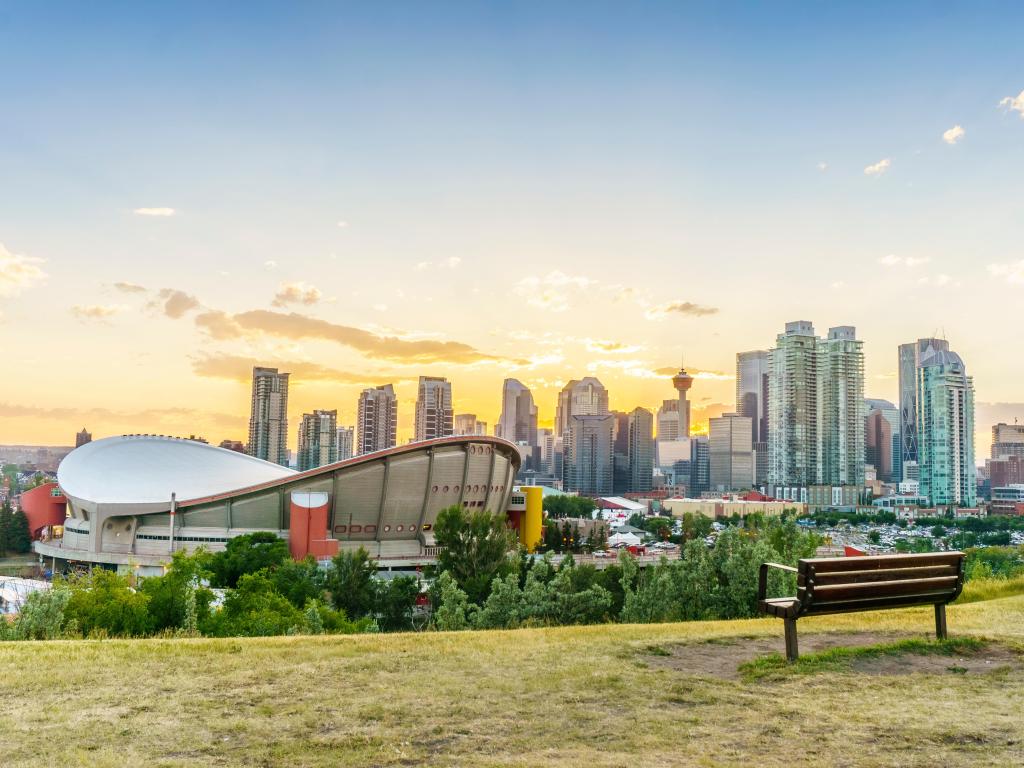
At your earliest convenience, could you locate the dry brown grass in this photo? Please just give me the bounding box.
[2,595,1023,767]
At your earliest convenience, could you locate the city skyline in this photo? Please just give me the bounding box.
[2,4,1023,454]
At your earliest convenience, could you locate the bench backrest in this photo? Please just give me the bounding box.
[796,552,965,616]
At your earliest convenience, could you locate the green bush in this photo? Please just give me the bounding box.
[62,569,154,638]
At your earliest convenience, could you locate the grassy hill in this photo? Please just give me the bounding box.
[1,586,1023,767]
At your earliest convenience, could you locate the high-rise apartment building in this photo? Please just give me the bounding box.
[496,378,538,447]
[628,407,655,493]
[709,413,753,491]
[991,423,1024,461]
[415,376,453,442]
[335,425,354,461]
[656,399,680,441]
[917,345,976,507]
[75,427,92,448]
[297,409,337,471]
[899,338,949,472]
[563,413,614,495]
[865,409,893,482]
[537,428,556,475]
[357,384,398,455]
[248,366,290,466]
[767,322,864,498]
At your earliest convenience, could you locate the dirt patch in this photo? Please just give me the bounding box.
[851,644,1021,676]
[641,632,1024,681]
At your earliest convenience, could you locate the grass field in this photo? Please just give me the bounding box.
[2,591,1023,767]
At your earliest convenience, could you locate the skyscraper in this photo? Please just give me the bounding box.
[709,413,753,492]
[357,384,398,455]
[736,350,770,443]
[628,407,655,493]
[555,377,609,437]
[497,378,538,447]
[917,345,976,507]
[864,398,900,482]
[865,409,893,482]
[563,413,614,496]
[767,322,864,498]
[335,425,354,461]
[454,413,487,436]
[656,399,680,440]
[75,427,92,448]
[248,367,289,466]
[899,338,949,472]
[991,423,1024,461]
[297,409,338,471]
[537,428,556,475]
[611,411,631,494]
[415,376,453,442]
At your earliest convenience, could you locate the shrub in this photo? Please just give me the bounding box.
[62,569,153,638]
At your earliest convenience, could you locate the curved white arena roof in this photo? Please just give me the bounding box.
[58,435,297,506]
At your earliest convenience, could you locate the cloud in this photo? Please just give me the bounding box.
[113,281,147,294]
[987,260,1024,284]
[191,353,387,385]
[336,220,348,228]
[272,281,322,308]
[133,207,175,217]
[917,273,957,287]
[194,308,509,364]
[71,304,124,321]
[0,402,241,430]
[583,338,643,355]
[415,262,430,271]
[513,271,596,312]
[878,254,930,268]
[157,289,201,318]
[999,89,1024,118]
[942,125,965,145]
[264,260,277,269]
[816,161,828,172]
[864,158,891,176]
[0,243,47,297]
[414,258,463,272]
[645,301,719,320]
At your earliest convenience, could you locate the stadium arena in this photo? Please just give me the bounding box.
[35,434,535,575]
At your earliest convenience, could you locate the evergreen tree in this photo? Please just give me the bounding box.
[0,499,13,554]
[10,509,32,553]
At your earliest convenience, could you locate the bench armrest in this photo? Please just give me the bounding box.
[758,562,798,602]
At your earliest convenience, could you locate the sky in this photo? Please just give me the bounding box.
[1,2,1023,456]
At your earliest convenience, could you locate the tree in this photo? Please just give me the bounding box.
[433,505,516,604]
[207,532,290,588]
[139,549,214,632]
[202,571,304,637]
[867,530,881,545]
[271,556,325,609]
[9,510,32,553]
[433,571,471,631]
[543,495,597,519]
[375,575,420,632]
[62,569,154,637]
[0,500,13,554]
[325,547,378,618]
[8,585,70,640]
[474,572,525,629]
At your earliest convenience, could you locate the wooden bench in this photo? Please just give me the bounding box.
[757,552,966,661]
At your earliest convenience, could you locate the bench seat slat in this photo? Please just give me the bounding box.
[801,591,956,616]
[802,552,964,575]
[806,575,960,604]
[809,565,958,585]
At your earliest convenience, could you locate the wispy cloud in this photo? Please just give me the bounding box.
[133,207,176,217]
[194,308,512,365]
[878,254,930,268]
[999,89,1024,118]
[156,289,201,318]
[71,304,124,321]
[645,301,719,320]
[414,257,462,272]
[0,243,47,297]
[514,271,596,312]
[942,125,965,145]
[272,281,322,308]
[917,273,957,287]
[0,401,241,429]
[988,260,1024,284]
[816,161,828,172]
[112,281,147,294]
[191,353,390,385]
[864,158,891,176]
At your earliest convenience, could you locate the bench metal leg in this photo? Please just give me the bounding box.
[935,604,947,640]
[784,618,799,662]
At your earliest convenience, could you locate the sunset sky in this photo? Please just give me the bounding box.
[1,3,1023,455]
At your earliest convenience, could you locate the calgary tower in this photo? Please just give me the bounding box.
[671,360,694,437]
